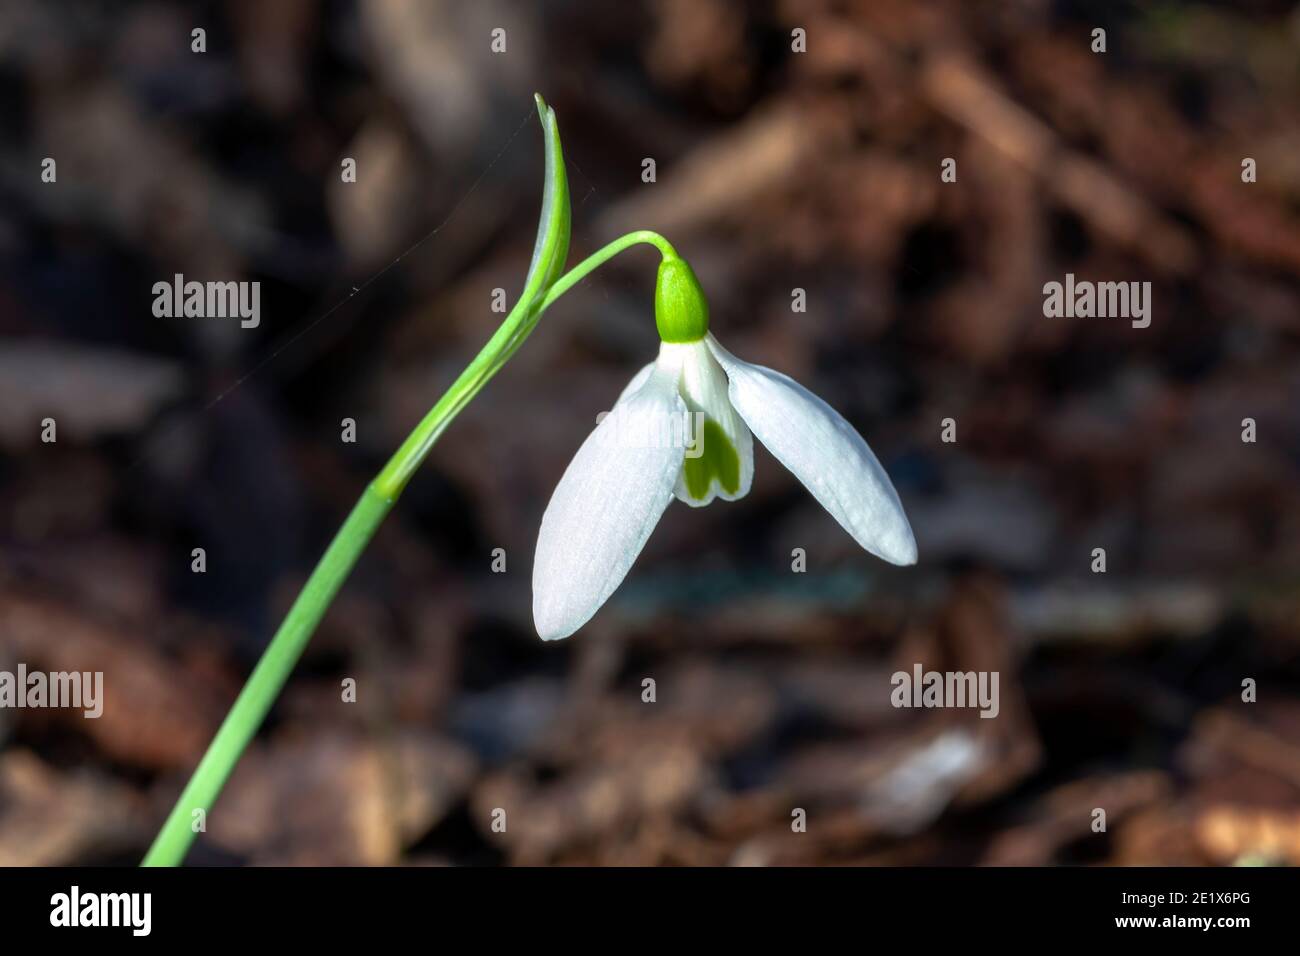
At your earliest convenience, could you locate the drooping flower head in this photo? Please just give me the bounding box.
[533,252,916,641]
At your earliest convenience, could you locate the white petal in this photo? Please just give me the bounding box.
[706,334,916,565]
[659,341,754,507]
[533,364,687,640]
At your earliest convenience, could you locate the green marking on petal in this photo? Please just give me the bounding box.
[682,419,741,501]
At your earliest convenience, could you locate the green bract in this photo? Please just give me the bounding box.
[523,96,572,310]
[373,94,572,501]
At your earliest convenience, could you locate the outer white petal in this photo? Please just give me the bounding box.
[533,364,687,640]
[660,341,754,507]
[705,333,917,565]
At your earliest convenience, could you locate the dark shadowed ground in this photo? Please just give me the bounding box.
[1,0,1299,865]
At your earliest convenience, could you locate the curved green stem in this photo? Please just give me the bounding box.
[541,230,676,307]
[373,229,674,499]
[492,230,677,374]
[141,229,672,867]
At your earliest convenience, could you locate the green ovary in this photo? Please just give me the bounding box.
[682,419,741,501]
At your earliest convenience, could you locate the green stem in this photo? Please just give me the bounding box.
[141,487,390,867]
[142,230,672,867]
[491,230,677,376]
[541,230,676,307]
[372,230,675,499]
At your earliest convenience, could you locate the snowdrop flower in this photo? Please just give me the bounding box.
[533,254,917,640]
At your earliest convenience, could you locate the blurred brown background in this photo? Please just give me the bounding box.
[1,0,1299,865]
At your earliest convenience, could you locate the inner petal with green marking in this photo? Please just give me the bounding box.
[681,418,742,502]
[652,337,754,507]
